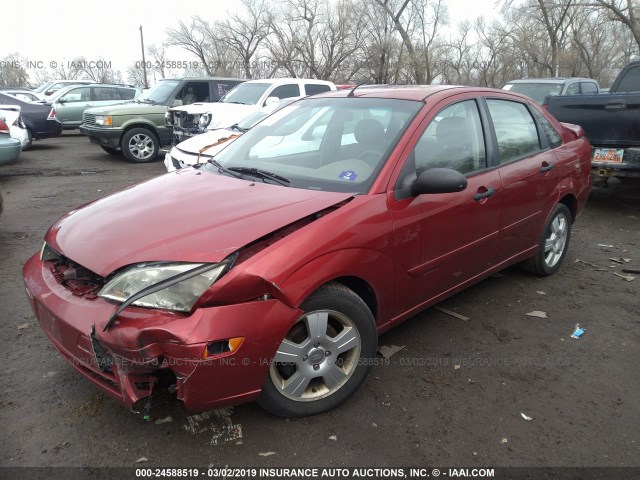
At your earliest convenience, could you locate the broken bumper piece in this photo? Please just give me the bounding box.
[23,254,300,413]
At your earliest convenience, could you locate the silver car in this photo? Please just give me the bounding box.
[47,84,141,128]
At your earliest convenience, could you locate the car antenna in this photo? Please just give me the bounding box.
[347,84,363,97]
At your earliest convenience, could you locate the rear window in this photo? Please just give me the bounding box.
[305,84,331,96]
[616,66,640,92]
[505,83,563,104]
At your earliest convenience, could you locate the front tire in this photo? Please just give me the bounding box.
[258,283,377,417]
[121,128,159,163]
[522,203,572,275]
[100,145,122,156]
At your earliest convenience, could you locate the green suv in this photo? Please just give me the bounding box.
[79,77,243,162]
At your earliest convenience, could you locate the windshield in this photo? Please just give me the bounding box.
[236,98,299,130]
[505,83,563,104]
[209,97,422,193]
[221,83,271,105]
[34,82,54,93]
[138,80,180,104]
[47,85,79,102]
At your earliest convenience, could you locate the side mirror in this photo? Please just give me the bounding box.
[45,89,54,96]
[172,99,183,107]
[58,97,66,104]
[265,96,280,106]
[412,168,467,196]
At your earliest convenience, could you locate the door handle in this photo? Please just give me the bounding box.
[474,187,494,201]
[540,162,554,173]
[605,102,626,110]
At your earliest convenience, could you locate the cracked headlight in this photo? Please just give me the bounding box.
[98,262,227,312]
[199,113,212,130]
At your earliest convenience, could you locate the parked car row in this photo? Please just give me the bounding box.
[0,92,62,148]
[80,77,244,162]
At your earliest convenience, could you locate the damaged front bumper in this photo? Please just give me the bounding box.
[167,110,208,144]
[23,254,300,413]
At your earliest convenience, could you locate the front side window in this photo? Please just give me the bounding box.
[565,82,580,95]
[581,82,598,94]
[487,99,541,164]
[211,97,422,193]
[61,87,91,103]
[414,100,487,175]
[138,80,180,104]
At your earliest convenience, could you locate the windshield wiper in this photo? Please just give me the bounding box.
[208,159,247,179]
[227,167,291,186]
[229,123,249,133]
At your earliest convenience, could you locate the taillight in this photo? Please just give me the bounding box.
[0,118,9,134]
[48,108,56,119]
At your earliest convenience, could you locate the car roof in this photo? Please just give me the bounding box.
[242,78,335,86]
[161,77,245,82]
[311,84,479,101]
[505,77,596,85]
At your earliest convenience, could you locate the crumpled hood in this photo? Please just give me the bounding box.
[174,128,236,157]
[45,170,352,276]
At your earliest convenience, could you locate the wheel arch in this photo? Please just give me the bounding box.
[558,193,577,222]
[322,276,378,321]
[119,122,161,148]
[270,248,393,327]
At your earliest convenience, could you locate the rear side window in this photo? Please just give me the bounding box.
[304,84,331,96]
[212,82,239,102]
[581,82,598,94]
[93,87,120,101]
[118,88,137,100]
[530,106,562,148]
[269,84,300,102]
[486,99,541,164]
[616,65,640,92]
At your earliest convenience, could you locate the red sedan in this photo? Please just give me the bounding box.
[23,86,592,417]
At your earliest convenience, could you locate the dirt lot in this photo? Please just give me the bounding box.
[0,132,638,473]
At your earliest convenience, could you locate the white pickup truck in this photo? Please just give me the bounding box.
[166,78,336,143]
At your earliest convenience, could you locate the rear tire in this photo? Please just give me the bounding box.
[522,203,572,276]
[121,128,159,163]
[22,129,33,151]
[258,283,377,417]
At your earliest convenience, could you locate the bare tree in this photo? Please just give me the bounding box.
[53,58,84,80]
[0,53,29,86]
[374,0,448,83]
[166,17,216,75]
[147,44,169,79]
[126,64,147,87]
[218,0,269,78]
[591,0,640,51]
